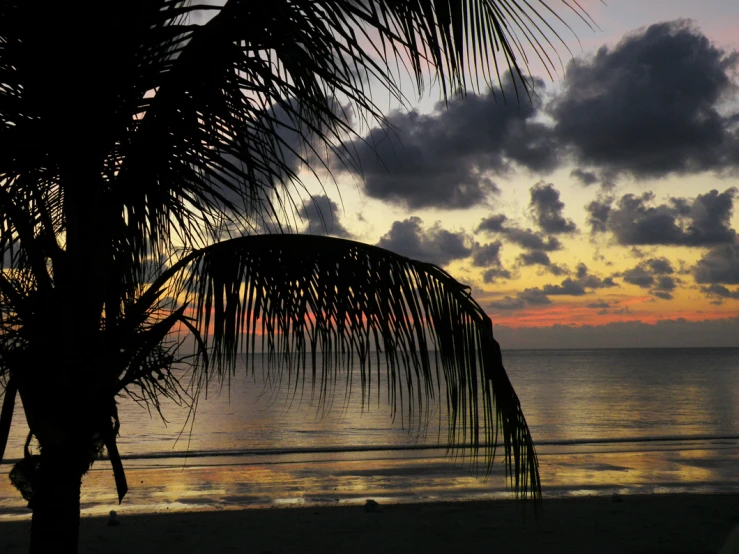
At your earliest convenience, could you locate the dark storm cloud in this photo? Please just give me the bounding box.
[472,241,513,283]
[694,243,739,284]
[593,189,737,246]
[476,211,564,275]
[529,182,577,234]
[550,20,739,178]
[542,278,586,296]
[481,267,512,283]
[476,214,562,251]
[655,276,677,292]
[570,168,598,186]
[489,265,616,310]
[519,288,553,305]
[649,274,678,300]
[518,250,551,267]
[548,264,568,276]
[575,263,617,289]
[299,194,351,237]
[376,217,472,266]
[516,251,567,276]
[586,199,612,235]
[339,74,560,209]
[622,266,654,288]
[621,258,679,299]
[476,214,509,233]
[701,284,739,300]
[471,241,504,268]
[502,228,562,251]
[646,258,674,275]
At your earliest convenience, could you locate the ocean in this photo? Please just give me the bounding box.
[2,347,739,518]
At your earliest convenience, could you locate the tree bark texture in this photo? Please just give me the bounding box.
[28,445,84,554]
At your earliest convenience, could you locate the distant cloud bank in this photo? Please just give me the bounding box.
[495,316,739,349]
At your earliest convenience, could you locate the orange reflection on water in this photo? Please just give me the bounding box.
[4,440,739,521]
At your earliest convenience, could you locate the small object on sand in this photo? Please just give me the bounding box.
[610,493,623,503]
[364,499,381,513]
[107,510,121,526]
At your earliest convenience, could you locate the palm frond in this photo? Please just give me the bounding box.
[0,0,591,276]
[112,0,591,257]
[178,234,539,498]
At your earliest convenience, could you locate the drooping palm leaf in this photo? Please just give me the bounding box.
[175,234,539,498]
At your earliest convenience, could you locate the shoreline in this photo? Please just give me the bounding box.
[3,493,739,553]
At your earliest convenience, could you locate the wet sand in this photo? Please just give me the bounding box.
[2,494,739,553]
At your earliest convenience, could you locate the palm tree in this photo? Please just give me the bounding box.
[0,1,590,552]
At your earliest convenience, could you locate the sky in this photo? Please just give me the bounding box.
[291,1,739,349]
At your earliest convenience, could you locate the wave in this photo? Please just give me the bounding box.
[4,433,739,467]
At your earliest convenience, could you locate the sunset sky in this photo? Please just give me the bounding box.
[290,1,739,349]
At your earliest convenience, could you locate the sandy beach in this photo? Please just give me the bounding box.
[2,494,739,553]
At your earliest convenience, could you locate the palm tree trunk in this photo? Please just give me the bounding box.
[29,445,83,554]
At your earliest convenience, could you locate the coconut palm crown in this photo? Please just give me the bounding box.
[0,1,590,552]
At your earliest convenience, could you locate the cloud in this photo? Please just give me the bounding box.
[377,218,516,277]
[694,243,739,284]
[299,195,351,237]
[542,278,586,296]
[488,264,616,310]
[494,317,739,349]
[586,300,612,309]
[376,217,472,266]
[489,296,526,310]
[481,267,512,283]
[471,241,512,282]
[646,258,674,275]
[586,199,612,234]
[516,251,567,276]
[519,288,553,305]
[576,263,617,289]
[471,241,504,267]
[550,20,739,178]
[518,250,551,267]
[592,189,737,246]
[655,276,676,290]
[476,214,509,233]
[339,74,560,209]
[501,228,562,251]
[476,214,562,251]
[701,284,739,300]
[570,168,598,186]
[477,210,566,275]
[622,266,654,288]
[529,182,577,234]
[620,258,679,299]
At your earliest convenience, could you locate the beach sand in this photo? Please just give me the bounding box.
[2,494,739,553]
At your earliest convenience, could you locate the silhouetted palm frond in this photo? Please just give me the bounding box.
[174,234,538,497]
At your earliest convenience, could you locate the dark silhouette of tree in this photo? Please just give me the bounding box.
[0,1,590,552]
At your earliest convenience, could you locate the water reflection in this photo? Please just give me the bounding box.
[3,348,739,518]
[3,439,739,520]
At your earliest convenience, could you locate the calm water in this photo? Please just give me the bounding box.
[2,347,739,517]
